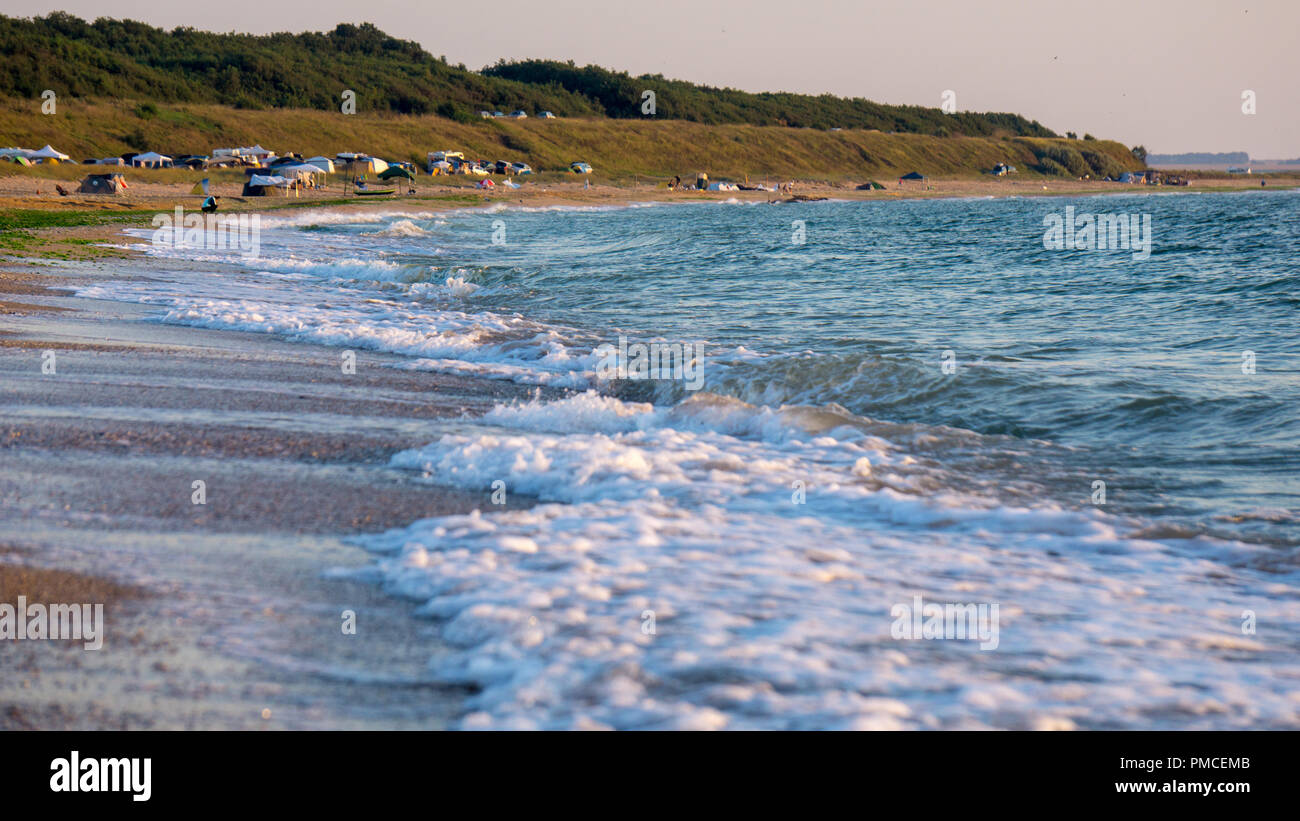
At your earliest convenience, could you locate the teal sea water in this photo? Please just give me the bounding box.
[87,189,1299,728]
[305,190,1298,546]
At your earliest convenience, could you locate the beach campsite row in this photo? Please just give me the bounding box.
[0,142,602,196]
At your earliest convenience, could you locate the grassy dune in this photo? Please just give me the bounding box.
[0,98,1143,183]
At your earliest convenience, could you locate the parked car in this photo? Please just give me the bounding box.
[538,111,556,119]
[507,110,528,119]
[492,111,505,118]
[509,162,533,175]
[570,162,593,174]
[493,160,514,175]
[478,111,494,119]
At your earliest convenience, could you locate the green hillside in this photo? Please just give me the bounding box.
[0,98,1142,182]
[484,60,1055,136]
[1,12,1054,137]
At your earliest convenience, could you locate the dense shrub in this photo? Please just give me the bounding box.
[1,12,1065,137]
[1080,149,1124,179]
[1036,144,1090,177]
[1037,157,1070,176]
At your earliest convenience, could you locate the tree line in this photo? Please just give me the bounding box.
[1,13,1057,137]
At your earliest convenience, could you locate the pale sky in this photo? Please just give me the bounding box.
[8,0,1297,157]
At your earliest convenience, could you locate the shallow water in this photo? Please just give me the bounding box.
[82,191,1300,728]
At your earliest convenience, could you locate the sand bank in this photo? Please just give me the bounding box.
[0,256,550,729]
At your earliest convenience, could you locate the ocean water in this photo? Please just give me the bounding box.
[84,190,1300,729]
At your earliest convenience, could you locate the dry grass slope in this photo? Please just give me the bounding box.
[0,98,1143,182]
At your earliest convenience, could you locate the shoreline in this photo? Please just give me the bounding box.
[4,188,1297,729]
[0,251,557,729]
[3,171,1296,223]
[2,174,1293,270]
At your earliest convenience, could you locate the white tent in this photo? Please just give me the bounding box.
[243,174,294,196]
[213,145,274,161]
[30,144,70,161]
[274,163,326,182]
[0,148,32,159]
[277,162,324,173]
[247,174,291,187]
[131,151,173,168]
[303,156,335,173]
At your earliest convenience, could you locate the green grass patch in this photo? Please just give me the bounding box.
[0,208,155,231]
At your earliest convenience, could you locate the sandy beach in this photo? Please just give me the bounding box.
[3,169,1296,217]
[0,248,557,729]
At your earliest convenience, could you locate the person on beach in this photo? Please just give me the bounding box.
[201,195,220,213]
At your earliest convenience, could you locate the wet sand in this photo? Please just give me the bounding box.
[0,257,549,729]
[3,171,1295,217]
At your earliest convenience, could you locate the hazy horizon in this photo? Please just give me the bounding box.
[5,0,1297,157]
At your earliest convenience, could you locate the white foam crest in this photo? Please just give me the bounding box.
[76,276,595,387]
[364,218,430,237]
[258,209,444,229]
[355,390,1300,729]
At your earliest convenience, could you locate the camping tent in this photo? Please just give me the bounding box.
[79,173,127,194]
[378,165,415,181]
[213,145,273,159]
[30,144,70,163]
[303,156,335,173]
[0,147,32,159]
[275,163,327,182]
[900,171,926,181]
[131,151,173,168]
[342,156,388,174]
[241,174,292,196]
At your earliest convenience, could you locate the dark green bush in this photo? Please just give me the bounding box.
[1080,149,1123,179]
[1036,144,1090,176]
[1037,157,1070,176]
